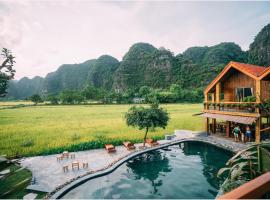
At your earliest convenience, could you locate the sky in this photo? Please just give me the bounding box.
[0,1,270,80]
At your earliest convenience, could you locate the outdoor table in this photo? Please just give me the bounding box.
[72,161,79,170]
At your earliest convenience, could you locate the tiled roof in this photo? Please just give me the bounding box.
[230,61,270,77]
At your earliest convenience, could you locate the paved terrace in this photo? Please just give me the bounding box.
[19,130,250,193]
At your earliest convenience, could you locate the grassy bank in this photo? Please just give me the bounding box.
[0,104,203,157]
[0,161,46,199]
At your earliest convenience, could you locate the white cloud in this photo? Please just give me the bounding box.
[0,1,269,79]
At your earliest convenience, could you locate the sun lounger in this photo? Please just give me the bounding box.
[105,144,116,153]
[146,138,159,146]
[123,141,136,150]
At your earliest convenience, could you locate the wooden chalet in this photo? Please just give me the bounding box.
[203,61,270,143]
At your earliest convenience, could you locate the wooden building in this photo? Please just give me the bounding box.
[203,61,270,143]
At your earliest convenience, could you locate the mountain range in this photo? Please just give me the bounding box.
[6,23,270,100]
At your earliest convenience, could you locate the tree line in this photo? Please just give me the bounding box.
[28,84,204,105]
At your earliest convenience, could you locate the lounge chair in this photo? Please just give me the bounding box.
[123,141,136,150]
[105,144,116,153]
[146,138,159,147]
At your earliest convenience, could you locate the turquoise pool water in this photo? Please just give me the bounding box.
[63,141,232,199]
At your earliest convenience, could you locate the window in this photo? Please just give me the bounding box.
[235,88,253,101]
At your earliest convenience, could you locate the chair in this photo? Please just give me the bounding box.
[123,141,136,150]
[62,151,69,159]
[146,138,159,147]
[70,153,75,159]
[105,144,116,153]
[63,165,69,172]
[82,162,88,168]
[56,155,63,162]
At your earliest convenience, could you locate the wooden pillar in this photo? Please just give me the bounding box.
[205,117,209,134]
[216,82,221,103]
[212,119,216,133]
[210,92,216,134]
[216,82,221,111]
[211,93,215,103]
[204,92,208,110]
[226,121,230,137]
[255,118,261,144]
[255,80,261,113]
[255,80,261,103]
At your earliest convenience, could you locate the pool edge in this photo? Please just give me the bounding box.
[48,137,235,199]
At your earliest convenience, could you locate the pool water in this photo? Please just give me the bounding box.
[63,141,232,199]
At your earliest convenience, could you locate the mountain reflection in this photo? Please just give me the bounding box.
[181,141,232,189]
[126,150,172,194]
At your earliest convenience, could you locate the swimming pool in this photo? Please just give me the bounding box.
[62,141,232,199]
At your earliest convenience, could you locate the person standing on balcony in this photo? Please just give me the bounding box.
[245,126,252,142]
[232,125,241,142]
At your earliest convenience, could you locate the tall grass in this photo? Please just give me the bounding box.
[0,104,203,157]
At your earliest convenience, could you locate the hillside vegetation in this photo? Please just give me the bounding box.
[5,23,270,100]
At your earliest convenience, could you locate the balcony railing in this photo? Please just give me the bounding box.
[204,102,260,113]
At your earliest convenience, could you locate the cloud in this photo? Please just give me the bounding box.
[0,1,269,79]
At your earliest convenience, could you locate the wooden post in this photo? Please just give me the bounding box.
[255,80,261,113]
[205,117,209,135]
[216,82,221,111]
[255,80,261,103]
[226,121,230,137]
[216,82,221,103]
[255,117,261,144]
[211,93,215,103]
[212,119,216,133]
[204,92,208,110]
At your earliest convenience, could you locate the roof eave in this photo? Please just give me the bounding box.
[205,62,260,94]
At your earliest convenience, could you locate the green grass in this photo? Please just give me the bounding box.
[0,104,203,157]
[0,161,46,199]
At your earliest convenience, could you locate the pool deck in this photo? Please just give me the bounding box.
[19,130,250,194]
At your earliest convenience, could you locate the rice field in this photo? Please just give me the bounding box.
[0,103,204,157]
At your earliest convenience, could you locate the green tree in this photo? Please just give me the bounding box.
[0,48,16,97]
[125,103,169,147]
[29,94,43,105]
[139,86,151,97]
[59,90,82,104]
[47,95,59,105]
[81,85,99,102]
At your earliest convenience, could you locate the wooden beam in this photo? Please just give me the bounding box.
[260,126,270,132]
[255,118,261,144]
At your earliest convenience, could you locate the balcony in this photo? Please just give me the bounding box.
[204,102,259,113]
[203,102,270,117]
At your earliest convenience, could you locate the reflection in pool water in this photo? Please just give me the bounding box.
[63,141,232,199]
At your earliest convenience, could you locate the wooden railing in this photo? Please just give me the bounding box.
[204,102,260,114]
[218,172,270,199]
